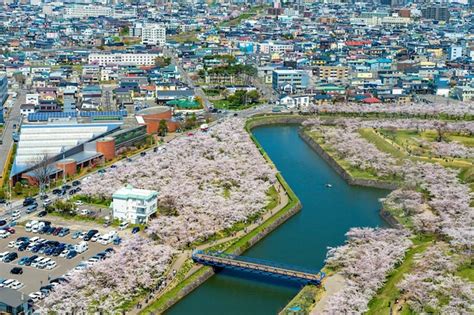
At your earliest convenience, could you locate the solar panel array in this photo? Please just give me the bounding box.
[28,111,128,122]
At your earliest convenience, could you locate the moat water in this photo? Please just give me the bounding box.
[167,125,388,315]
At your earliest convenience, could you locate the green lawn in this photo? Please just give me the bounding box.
[359,128,406,159]
[211,99,256,110]
[366,235,434,315]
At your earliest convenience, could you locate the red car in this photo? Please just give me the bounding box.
[187,132,194,137]
[3,227,15,234]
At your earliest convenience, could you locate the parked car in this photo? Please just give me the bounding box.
[58,228,70,237]
[52,227,62,236]
[18,257,29,265]
[52,189,62,195]
[4,227,15,234]
[25,255,38,266]
[0,220,7,227]
[10,267,23,275]
[71,231,81,239]
[37,211,47,217]
[66,250,77,259]
[119,221,129,230]
[0,230,10,239]
[72,180,81,186]
[4,252,18,263]
[131,227,140,234]
[74,200,83,206]
[83,230,98,241]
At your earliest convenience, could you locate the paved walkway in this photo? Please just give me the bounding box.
[310,273,346,315]
[131,182,289,314]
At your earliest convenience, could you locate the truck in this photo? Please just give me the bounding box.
[74,241,88,254]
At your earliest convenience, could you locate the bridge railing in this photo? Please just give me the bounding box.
[193,250,325,281]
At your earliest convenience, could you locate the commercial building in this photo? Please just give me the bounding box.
[272,69,310,92]
[0,75,7,124]
[0,287,32,315]
[421,6,450,22]
[10,121,122,184]
[88,53,159,66]
[112,185,158,224]
[141,24,166,46]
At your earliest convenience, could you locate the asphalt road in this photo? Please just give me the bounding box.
[0,90,24,179]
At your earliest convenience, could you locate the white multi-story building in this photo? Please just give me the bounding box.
[88,53,159,66]
[112,185,158,224]
[65,5,112,18]
[258,42,294,54]
[64,5,136,19]
[141,24,166,46]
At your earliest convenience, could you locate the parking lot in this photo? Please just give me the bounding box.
[0,225,117,295]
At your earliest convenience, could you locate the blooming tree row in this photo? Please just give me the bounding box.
[312,101,474,117]
[312,124,400,178]
[402,161,473,248]
[304,117,474,134]
[42,236,174,313]
[322,228,412,314]
[82,118,276,247]
[398,243,473,314]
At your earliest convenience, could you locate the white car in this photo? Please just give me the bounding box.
[8,241,15,248]
[43,198,52,206]
[0,279,15,288]
[0,230,10,239]
[74,200,83,206]
[90,233,100,242]
[59,250,69,258]
[80,209,91,216]
[7,280,23,290]
[28,291,44,303]
[45,261,57,270]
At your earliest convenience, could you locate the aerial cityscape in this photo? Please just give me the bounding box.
[0,0,472,314]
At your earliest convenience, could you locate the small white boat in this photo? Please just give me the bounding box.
[326,184,333,188]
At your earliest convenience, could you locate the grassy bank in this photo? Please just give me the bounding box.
[366,235,434,315]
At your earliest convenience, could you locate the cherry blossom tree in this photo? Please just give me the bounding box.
[323,228,412,314]
[43,235,175,313]
[398,243,473,314]
[82,118,276,247]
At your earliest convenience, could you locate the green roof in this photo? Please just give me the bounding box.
[166,99,201,109]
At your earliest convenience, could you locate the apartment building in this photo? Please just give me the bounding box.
[88,53,159,66]
[317,66,350,82]
[141,24,166,46]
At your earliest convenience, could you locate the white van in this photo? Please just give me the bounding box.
[0,230,9,239]
[75,241,88,254]
[98,231,117,245]
[119,221,129,230]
